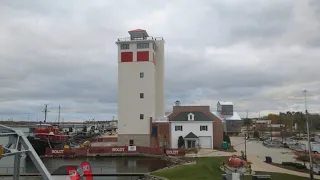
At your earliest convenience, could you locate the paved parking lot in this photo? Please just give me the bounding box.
[231,137,295,163]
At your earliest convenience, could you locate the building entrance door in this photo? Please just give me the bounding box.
[187,140,196,148]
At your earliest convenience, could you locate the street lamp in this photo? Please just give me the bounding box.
[303,89,314,180]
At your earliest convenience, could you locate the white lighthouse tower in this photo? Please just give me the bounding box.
[116,29,165,146]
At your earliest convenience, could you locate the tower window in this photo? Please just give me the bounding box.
[137,43,149,49]
[140,114,144,120]
[120,44,129,49]
[140,72,144,78]
[140,93,144,98]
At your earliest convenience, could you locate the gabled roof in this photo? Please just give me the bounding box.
[218,101,233,106]
[184,132,198,138]
[128,29,149,37]
[170,111,212,121]
[167,105,222,124]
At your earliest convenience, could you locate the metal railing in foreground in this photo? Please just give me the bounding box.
[0,166,149,175]
[0,125,52,180]
[0,173,146,176]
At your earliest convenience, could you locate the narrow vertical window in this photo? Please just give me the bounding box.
[140,72,144,78]
[140,114,144,120]
[140,93,144,98]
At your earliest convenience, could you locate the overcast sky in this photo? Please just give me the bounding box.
[1,0,320,122]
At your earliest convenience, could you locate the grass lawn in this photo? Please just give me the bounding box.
[152,157,309,180]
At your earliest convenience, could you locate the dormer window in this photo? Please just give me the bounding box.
[187,113,195,121]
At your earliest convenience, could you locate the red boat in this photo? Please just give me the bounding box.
[32,124,70,142]
[27,124,71,155]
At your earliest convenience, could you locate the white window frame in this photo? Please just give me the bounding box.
[200,125,208,131]
[175,125,183,131]
[187,113,195,121]
[137,43,149,49]
[120,44,129,49]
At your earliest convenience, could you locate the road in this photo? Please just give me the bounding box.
[231,137,295,163]
[230,137,320,179]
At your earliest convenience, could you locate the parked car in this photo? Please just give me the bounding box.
[283,138,299,148]
[260,136,271,141]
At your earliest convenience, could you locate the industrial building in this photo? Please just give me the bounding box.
[213,101,243,135]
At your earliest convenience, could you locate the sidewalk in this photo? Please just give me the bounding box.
[247,155,320,179]
[192,149,320,179]
[184,149,234,157]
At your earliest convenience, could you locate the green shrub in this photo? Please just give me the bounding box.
[178,136,185,148]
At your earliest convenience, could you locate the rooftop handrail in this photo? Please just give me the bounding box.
[117,36,164,42]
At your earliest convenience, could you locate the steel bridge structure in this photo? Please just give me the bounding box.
[0,125,52,180]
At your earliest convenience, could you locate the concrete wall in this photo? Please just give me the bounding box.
[117,134,150,147]
[118,62,155,135]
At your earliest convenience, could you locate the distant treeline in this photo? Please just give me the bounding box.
[244,111,320,132]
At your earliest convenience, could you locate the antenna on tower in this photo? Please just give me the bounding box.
[42,104,50,123]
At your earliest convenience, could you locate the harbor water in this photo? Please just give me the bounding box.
[0,127,171,180]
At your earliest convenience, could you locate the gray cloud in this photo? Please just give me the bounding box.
[0,0,320,121]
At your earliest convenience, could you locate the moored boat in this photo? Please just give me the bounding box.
[27,124,71,155]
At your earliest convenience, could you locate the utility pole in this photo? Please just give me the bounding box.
[42,104,49,123]
[304,89,314,180]
[270,122,273,141]
[246,110,249,137]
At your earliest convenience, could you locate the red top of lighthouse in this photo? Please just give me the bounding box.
[128,29,149,37]
[128,29,146,32]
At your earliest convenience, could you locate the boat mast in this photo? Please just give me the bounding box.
[42,104,49,123]
[58,105,61,126]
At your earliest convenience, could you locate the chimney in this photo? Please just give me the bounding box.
[175,100,181,106]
